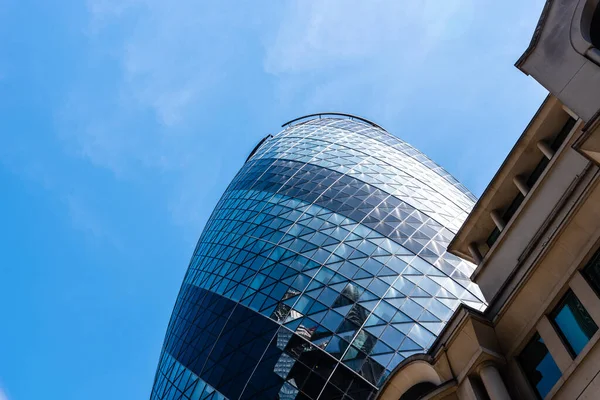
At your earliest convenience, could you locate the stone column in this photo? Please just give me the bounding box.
[537,140,555,160]
[477,362,512,400]
[468,242,483,264]
[513,175,530,197]
[537,316,572,373]
[570,272,600,326]
[490,210,506,231]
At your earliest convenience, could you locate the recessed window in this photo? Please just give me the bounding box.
[549,290,598,357]
[591,4,600,48]
[519,333,562,399]
[486,227,500,248]
[582,247,600,296]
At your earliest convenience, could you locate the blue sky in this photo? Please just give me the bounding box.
[0,1,547,399]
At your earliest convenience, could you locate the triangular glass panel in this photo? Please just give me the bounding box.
[398,337,422,352]
[371,340,394,356]
[329,282,347,292]
[354,277,373,288]
[379,276,396,285]
[372,353,394,368]
[359,300,379,311]
[414,294,434,307]
[418,310,441,322]
[420,322,445,335]
[365,324,387,337]
[358,290,378,302]
[391,311,412,324]
[392,322,415,335]
[283,296,299,306]
[438,298,460,310]
[377,266,397,277]
[284,317,303,331]
[402,266,422,275]
[385,297,405,309]
[260,296,278,311]
[307,301,328,315]
[353,269,373,279]
[334,304,353,317]
[410,287,430,298]
[308,310,328,323]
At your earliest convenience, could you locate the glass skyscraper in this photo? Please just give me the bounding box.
[150,114,486,400]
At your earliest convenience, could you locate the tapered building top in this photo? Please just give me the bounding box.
[151,115,485,400]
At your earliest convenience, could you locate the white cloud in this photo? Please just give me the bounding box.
[0,387,8,400]
[62,0,252,172]
[55,0,549,232]
[263,0,545,111]
[59,4,206,178]
[264,0,472,75]
[260,0,548,195]
[56,0,266,233]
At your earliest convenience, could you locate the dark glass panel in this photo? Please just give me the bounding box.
[301,372,327,398]
[592,4,600,48]
[518,333,562,399]
[346,377,376,400]
[582,247,600,297]
[320,383,345,400]
[526,157,550,188]
[550,117,576,151]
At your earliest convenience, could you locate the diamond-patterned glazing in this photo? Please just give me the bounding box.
[151,117,486,400]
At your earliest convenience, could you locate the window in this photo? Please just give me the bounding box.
[550,117,575,152]
[526,157,550,188]
[486,227,501,248]
[592,3,600,48]
[519,333,562,399]
[549,290,598,357]
[583,247,600,296]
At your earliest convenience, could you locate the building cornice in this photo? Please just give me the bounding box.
[447,95,558,263]
[515,0,556,70]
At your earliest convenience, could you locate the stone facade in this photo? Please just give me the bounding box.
[377,1,600,399]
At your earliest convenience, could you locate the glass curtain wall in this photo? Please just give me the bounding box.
[150,116,486,400]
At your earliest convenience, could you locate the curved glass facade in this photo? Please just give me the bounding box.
[150,117,486,400]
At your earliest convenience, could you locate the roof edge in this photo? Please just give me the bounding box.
[447,94,556,257]
[515,0,555,70]
[281,112,387,131]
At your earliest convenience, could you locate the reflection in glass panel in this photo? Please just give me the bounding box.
[519,334,562,398]
[550,290,598,356]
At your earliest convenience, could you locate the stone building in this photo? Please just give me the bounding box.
[377,1,600,399]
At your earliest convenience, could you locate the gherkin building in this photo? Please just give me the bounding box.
[150,114,486,400]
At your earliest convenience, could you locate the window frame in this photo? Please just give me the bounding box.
[582,246,600,298]
[548,289,599,358]
[572,0,600,65]
[517,332,563,400]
